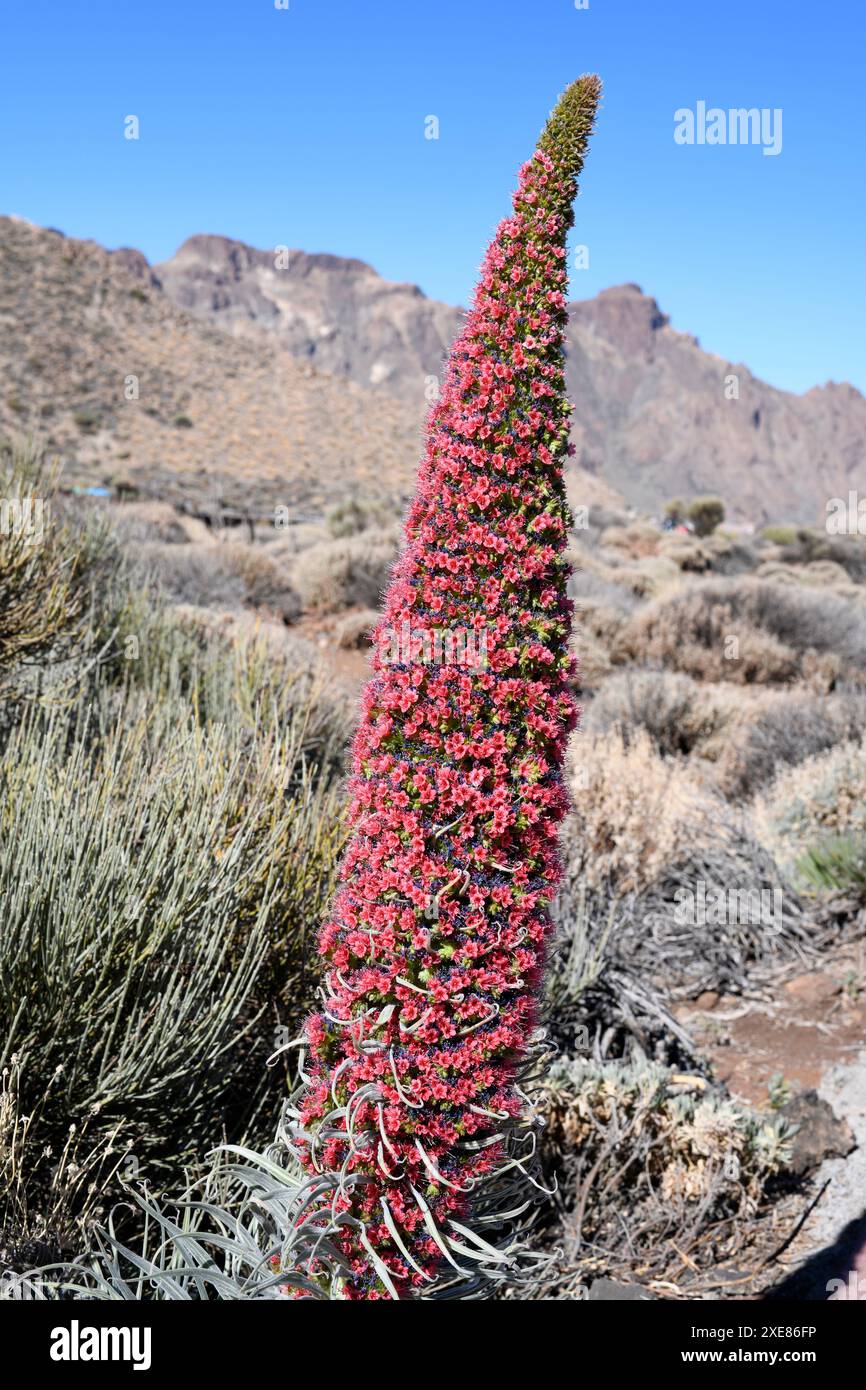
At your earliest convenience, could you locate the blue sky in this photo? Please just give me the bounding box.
[1,0,864,394]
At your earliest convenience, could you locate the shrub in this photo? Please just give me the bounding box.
[0,659,345,1268]
[598,519,660,559]
[105,500,190,545]
[138,542,248,609]
[566,728,716,896]
[584,670,727,758]
[326,498,394,539]
[702,532,762,576]
[755,740,866,873]
[760,524,799,546]
[537,1057,792,1289]
[0,448,114,697]
[72,410,100,433]
[219,543,302,622]
[137,541,301,621]
[569,565,637,684]
[572,624,613,692]
[687,496,725,537]
[714,690,866,799]
[334,608,379,649]
[614,578,866,685]
[658,533,713,573]
[614,592,799,685]
[776,527,866,584]
[291,528,398,613]
[795,835,866,903]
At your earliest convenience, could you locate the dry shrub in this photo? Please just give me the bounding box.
[586,503,630,531]
[567,728,716,895]
[326,497,395,539]
[218,542,301,622]
[535,1056,792,1295]
[137,541,301,621]
[755,739,866,872]
[703,532,762,575]
[572,625,613,692]
[714,690,866,799]
[334,608,379,649]
[660,532,760,577]
[613,578,866,686]
[754,559,866,607]
[614,594,798,685]
[104,500,192,545]
[291,527,399,614]
[138,542,246,609]
[597,519,660,558]
[569,561,639,614]
[584,670,728,758]
[775,527,866,584]
[569,563,636,672]
[612,554,682,598]
[658,533,713,573]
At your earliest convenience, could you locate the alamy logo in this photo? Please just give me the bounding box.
[0,496,45,543]
[377,621,488,669]
[674,102,782,156]
[49,1320,152,1371]
[826,491,866,536]
[674,882,782,929]
[827,1271,866,1300]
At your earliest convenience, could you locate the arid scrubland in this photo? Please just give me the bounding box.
[2,437,864,1298]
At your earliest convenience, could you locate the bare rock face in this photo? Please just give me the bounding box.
[155,237,866,524]
[109,246,162,287]
[154,235,464,409]
[3,215,864,525]
[564,284,866,525]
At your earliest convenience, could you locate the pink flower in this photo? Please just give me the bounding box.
[294,75,601,1300]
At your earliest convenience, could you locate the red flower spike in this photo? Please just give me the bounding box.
[291,75,602,1299]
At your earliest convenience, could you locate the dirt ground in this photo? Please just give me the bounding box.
[675,943,866,1297]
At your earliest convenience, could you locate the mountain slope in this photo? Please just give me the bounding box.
[4,216,863,524]
[0,216,422,513]
[154,235,866,524]
[565,284,866,523]
[153,235,464,408]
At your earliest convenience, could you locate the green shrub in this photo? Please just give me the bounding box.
[760,524,799,545]
[795,835,866,900]
[0,447,114,696]
[687,496,725,537]
[0,675,345,1267]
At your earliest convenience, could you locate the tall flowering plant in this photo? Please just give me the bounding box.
[290,76,601,1298]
